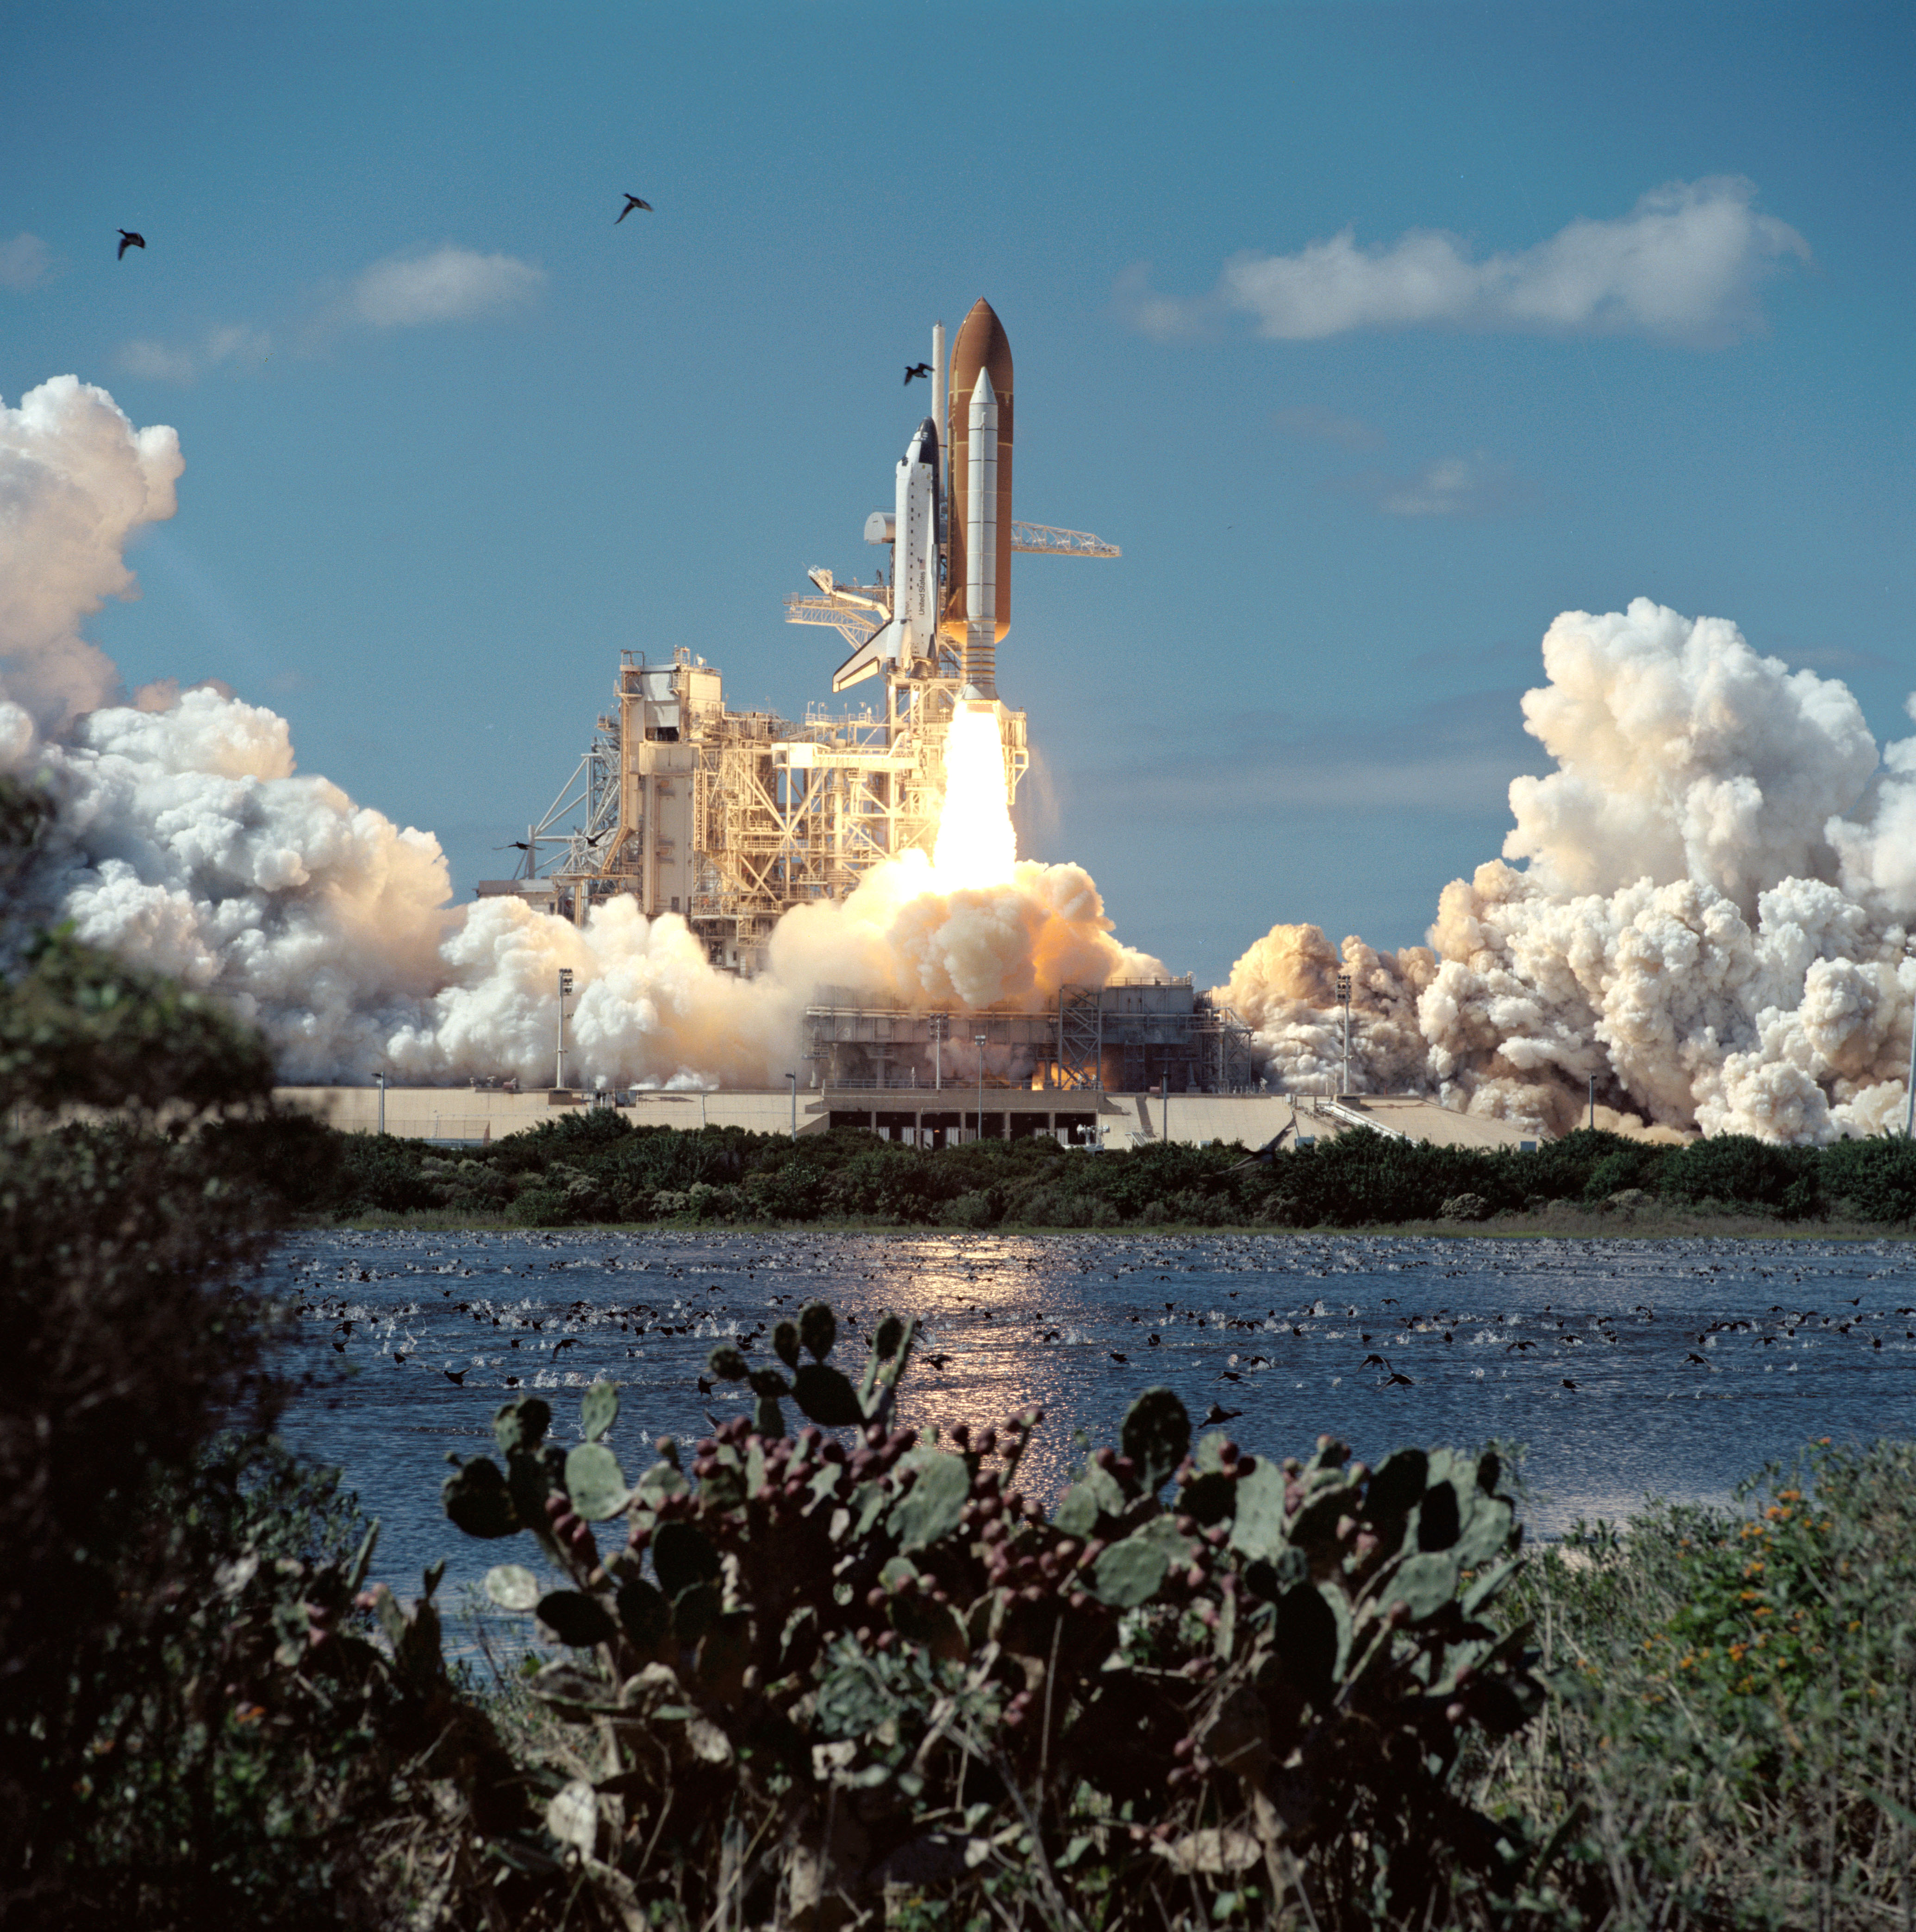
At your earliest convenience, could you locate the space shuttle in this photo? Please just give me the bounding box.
[834,416,941,688]
[817,299,1115,696]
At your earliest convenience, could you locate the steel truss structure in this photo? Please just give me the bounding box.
[484,647,1028,973]
[479,307,1107,978]
[804,981,1254,1094]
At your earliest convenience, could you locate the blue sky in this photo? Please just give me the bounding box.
[3,0,1909,986]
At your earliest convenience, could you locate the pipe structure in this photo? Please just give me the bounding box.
[556,968,573,1091]
[964,371,998,697]
[931,320,947,551]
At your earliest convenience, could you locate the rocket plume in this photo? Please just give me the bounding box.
[930,706,1017,888]
[3,383,1912,1142]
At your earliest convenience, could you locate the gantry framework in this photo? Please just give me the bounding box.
[486,647,1028,973]
[481,309,1109,975]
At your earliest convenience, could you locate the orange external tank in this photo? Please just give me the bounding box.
[942,299,1013,646]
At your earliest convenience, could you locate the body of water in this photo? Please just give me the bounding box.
[269,1228,1916,1597]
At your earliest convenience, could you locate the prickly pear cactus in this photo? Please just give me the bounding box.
[434,1318,1542,1930]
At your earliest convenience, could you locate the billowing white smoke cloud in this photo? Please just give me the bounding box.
[1223,601,1916,1143]
[0,378,183,735]
[7,383,1910,1140]
[0,378,1161,1087]
[8,683,1163,1089]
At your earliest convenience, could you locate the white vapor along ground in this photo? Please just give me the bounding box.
[2,381,1912,1141]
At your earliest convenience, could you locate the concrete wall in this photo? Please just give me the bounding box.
[275,1086,829,1141]
[274,1086,1539,1151]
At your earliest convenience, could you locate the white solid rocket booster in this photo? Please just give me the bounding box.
[964,370,998,698]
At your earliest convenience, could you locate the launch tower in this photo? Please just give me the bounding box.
[481,301,1117,973]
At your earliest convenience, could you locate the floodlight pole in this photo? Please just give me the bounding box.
[786,1071,797,1140]
[1588,1073,1596,1132]
[975,1034,988,1145]
[376,1070,386,1137]
[556,968,574,1091]
[1335,974,1352,1097]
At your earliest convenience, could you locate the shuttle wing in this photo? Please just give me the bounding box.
[831,620,896,692]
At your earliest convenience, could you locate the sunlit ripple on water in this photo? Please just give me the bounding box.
[269,1227,1916,1596]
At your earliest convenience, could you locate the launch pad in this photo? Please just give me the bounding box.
[804,980,1254,1095]
[477,644,1024,971]
[468,299,1253,1104]
[480,299,1107,974]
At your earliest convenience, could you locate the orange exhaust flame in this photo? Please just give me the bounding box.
[930,705,1017,888]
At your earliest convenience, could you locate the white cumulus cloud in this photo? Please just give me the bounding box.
[116,325,271,386]
[351,244,544,328]
[0,376,182,735]
[1121,177,1809,347]
[1331,451,1533,519]
[0,233,53,291]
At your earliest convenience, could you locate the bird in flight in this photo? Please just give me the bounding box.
[1203,1403,1242,1425]
[1382,1370,1415,1388]
[117,229,145,258]
[616,195,653,223]
[904,362,932,385]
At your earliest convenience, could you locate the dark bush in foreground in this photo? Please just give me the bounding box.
[0,773,488,1927]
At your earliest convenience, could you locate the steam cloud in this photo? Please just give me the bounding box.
[1223,604,1916,1142]
[3,379,1911,1141]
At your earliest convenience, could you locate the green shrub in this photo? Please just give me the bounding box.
[310,1110,1916,1232]
[940,1188,995,1227]
[336,1132,442,1213]
[1502,1439,1916,1928]
[1817,1135,1916,1223]
[1656,1132,1818,1212]
[1581,1144,1667,1201]
[507,1186,568,1226]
